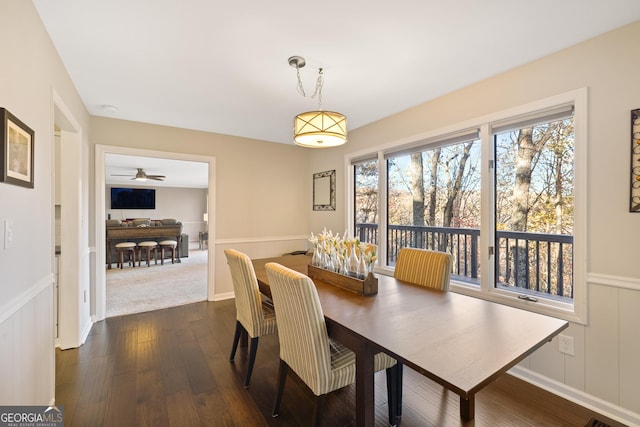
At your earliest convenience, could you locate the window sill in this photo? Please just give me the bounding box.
[450,280,586,325]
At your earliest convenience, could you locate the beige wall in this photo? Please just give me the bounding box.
[308,21,640,423]
[0,1,90,405]
[91,117,311,297]
[106,185,208,240]
[92,117,310,239]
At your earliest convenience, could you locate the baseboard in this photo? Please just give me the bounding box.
[509,366,640,426]
[80,317,93,346]
[211,291,234,301]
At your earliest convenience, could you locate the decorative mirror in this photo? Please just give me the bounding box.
[313,170,336,211]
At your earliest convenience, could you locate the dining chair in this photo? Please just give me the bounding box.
[393,246,452,421]
[224,248,278,388]
[394,247,453,291]
[265,262,401,427]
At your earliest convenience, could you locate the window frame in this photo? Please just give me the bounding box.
[346,88,587,324]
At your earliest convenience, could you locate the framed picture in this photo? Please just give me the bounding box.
[631,109,640,212]
[313,169,336,211]
[0,108,34,188]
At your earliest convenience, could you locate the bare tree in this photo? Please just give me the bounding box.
[355,161,379,224]
[426,149,440,226]
[505,121,572,288]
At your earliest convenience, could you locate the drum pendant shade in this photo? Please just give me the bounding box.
[294,110,347,148]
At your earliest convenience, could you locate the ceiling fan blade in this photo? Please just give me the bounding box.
[111,169,165,180]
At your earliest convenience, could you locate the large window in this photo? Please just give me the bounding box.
[493,112,574,303]
[386,134,481,284]
[350,90,586,322]
[354,158,379,245]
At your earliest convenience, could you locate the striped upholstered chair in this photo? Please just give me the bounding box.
[392,247,452,418]
[394,247,453,291]
[224,249,278,388]
[265,262,401,426]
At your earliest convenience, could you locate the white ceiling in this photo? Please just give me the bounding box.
[34,1,640,185]
[105,153,208,188]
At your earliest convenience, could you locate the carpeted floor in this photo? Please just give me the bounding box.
[106,246,208,317]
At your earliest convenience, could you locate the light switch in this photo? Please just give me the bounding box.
[4,219,13,249]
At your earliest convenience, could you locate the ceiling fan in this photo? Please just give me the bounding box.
[111,168,166,181]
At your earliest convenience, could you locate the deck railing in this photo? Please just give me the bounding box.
[355,223,573,299]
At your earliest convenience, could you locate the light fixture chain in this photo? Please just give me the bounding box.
[316,68,323,108]
[295,66,323,107]
[295,66,307,97]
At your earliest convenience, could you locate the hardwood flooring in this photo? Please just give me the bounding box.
[56,300,608,426]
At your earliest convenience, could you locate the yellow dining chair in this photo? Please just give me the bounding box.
[265,262,401,427]
[393,246,452,420]
[224,248,278,388]
[394,247,453,291]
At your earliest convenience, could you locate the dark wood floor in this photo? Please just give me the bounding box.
[56,299,606,426]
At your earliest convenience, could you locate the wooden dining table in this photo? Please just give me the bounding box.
[252,255,569,427]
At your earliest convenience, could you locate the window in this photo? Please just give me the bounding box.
[385,134,481,284]
[349,89,586,322]
[493,111,574,303]
[354,158,379,245]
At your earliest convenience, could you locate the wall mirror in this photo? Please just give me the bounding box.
[313,169,336,211]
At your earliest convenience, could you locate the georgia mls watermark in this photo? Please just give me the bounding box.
[0,406,63,427]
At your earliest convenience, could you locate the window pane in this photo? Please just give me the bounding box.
[386,139,481,284]
[354,159,379,245]
[494,117,574,301]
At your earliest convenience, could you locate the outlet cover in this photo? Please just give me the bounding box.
[558,334,575,356]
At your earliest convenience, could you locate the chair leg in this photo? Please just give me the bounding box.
[392,363,403,426]
[229,321,243,362]
[313,394,327,427]
[272,359,289,417]
[244,337,259,388]
[386,366,396,426]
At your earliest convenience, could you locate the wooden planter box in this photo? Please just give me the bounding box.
[307,264,378,296]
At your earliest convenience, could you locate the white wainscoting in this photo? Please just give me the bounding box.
[0,277,56,405]
[512,273,640,426]
[212,235,309,300]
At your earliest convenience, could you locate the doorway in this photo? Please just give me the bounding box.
[53,92,91,349]
[94,145,216,321]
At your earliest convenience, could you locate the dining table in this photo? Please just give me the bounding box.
[252,254,569,427]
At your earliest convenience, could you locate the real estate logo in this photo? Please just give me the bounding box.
[0,406,63,427]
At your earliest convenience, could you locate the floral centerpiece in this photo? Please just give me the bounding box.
[309,229,377,279]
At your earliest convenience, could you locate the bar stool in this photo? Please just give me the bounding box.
[138,241,158,267]
[158,240,177,265]
[115,242,137,269]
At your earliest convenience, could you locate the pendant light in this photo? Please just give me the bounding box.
[289,56,347,148]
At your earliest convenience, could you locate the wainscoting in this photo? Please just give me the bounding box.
[0,278,55,405]
[514,274,640,426]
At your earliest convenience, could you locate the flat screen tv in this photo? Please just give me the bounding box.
[110,187,156,209]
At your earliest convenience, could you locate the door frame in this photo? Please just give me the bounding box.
[94,144,216,321]
[53,90,91,349]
